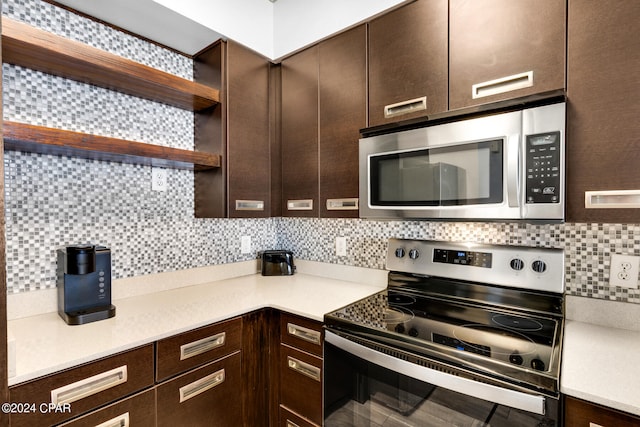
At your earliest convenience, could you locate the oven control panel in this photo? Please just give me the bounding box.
[433,248,492,268]
[386,238,565,294]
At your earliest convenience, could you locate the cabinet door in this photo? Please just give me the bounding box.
[281,46,319,217]
[319,25,366,218]
[280,312,323,358]
[227,41,272,218]
[565,396,640,427]
[58,389,156,427]
[157,351,242,427]
[280,345,322,425]
[368,0,448,127]
[449,0,565,109]
[10,345,154,427]
[566,0,640,222]
[156,316,242,382]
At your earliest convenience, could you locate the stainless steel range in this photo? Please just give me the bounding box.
[324,239,565,426]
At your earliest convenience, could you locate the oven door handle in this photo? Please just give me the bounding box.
[325,331,546,416]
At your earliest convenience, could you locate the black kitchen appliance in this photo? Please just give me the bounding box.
[57,244,116,325]
[324,239,565,426]
[261,250,296,276]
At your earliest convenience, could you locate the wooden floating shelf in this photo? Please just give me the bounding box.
[3,121,222,171]
[1,17,220,112]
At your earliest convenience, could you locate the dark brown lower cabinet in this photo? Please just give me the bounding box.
[9,345,155,427]
[565,396,640,427]
[157,351,242,427]
[278,311,324,427]
[280,406,318,427]
[58,389,156,427]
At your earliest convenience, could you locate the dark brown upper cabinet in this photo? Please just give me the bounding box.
[368,0,448,127]
[566,0,640,223]
[449,0,565,110]
[226,41,273,218]
[319,25,366,218]
[281,45,320,217]
[281,25,367,218]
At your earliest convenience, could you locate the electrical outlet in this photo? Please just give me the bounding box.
[151,167,167,192]
[609,254,640,288]
[240,236,251,254]
[336,236,347,257]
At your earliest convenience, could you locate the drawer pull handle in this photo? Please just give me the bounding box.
[287,356,321,382]
[286,420,301,427]
[287,199,313,211]
[384,96,427,118]
[179,368,225,403]
[51,365,128,405]
[95,412,130,427]
[287,323,321,345]
[585,190,640,209]
[235,200,264,211]
[180,332,226,360]
[326,198,359,210]
[472,71,534,99]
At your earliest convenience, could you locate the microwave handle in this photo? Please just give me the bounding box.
[507,134,521,208]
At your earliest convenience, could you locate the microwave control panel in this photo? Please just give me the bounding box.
[525,131,561,204]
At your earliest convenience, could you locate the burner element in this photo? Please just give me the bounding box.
[383,306,414,324]
[492,315,544,332]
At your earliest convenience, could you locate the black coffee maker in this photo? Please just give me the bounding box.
[57,244,116,325]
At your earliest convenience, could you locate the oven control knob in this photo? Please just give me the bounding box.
[395,248,406,258]
[408,327,419,337]
[531,358,546,371]
[409,249,420,260]
[532,260,547,274]
[510,258,525,271]
[509,353,524,365]
[394,324,406,334]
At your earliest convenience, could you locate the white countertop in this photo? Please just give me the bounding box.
[562,297,640,417]
[7,263,386,386]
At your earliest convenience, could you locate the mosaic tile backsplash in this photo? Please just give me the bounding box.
[2,0,639,306]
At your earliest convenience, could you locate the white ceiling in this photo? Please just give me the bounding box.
[53,0,407,60]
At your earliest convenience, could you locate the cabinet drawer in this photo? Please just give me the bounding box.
[156,316,242,382]
[280,344,322,425]
[58,388,155,427]
[565,396,640,427]
[280,313,323,357]
[10,344,154,427]
[279,405,320,427]
[156,351,242,427]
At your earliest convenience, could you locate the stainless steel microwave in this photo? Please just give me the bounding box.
[359,101,566,221]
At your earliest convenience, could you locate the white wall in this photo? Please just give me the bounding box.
[153,0,275,57]
[272,0,405,59]
[153,0,406,59]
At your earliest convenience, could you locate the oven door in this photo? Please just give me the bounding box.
[324,331,560,427]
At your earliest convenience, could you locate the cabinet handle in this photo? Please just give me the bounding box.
[287,356,321,382]
[235,200,264,211]
[326,198,359,210]
[472,71,534,99]
[585,190,640,209]
[51,365,128,405]
[94,412,130,427]
[179,368,225,403]
[286,420,301,427]
[287,322,321,346]
[383,96,427,118]
[287,199,313,211]
[180,332,226,360]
